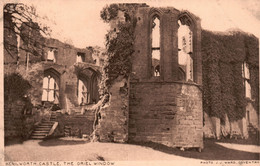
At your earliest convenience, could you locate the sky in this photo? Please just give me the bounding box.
[8,0,260,48]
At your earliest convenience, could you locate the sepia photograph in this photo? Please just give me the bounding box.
[1,0,260,165]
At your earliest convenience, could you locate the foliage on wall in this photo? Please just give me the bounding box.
[99,4,141,96]
[202,30,259,122]
[4,72,31,102]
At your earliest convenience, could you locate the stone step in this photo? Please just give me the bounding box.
[31,132,48,136]
[33,130,49,133]
[40,123,54,126]
[31,135,46,139]
[34,128,51,131]
[40,124,53,127]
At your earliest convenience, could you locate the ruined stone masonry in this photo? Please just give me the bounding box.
[94,5,204,149]
[4,19,104,139]
[4,3,259,148]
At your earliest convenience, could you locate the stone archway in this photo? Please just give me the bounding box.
[77,68,100,105]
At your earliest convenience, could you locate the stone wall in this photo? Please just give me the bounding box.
[4,99,51,141]
[96,5,203,147]
[129,81,203,148]
[4,99,25,139]
[94,77,129,143]
[203,112,249,139]
[4,63,45,140]
[55,109,95,137]
[17,28,93,66]
[125,6,203,148]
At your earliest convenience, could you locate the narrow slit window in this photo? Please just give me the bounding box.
[151,16,160,77]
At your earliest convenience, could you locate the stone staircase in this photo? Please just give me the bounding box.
[30,112,57,139]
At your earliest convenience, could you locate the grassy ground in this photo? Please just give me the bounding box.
[4,137,260,161]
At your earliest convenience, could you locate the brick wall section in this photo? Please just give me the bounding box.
[129,81,203,148]
[94,77,129,143]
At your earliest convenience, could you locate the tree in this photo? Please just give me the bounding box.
[4,3,51,65]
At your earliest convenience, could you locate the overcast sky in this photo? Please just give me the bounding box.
[16,0,260,48]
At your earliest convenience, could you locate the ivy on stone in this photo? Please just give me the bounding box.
[202,30,259,122]
[99,4,138,96]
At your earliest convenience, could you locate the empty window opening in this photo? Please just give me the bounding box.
[77,79,89,105]
[151,16,160,77]
[42,75,59,104]
[178,20,193,81]
[242,62,251,99]
[47,48,57,62]
[76,53,85,63]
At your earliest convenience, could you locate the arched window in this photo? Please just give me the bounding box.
[42,75,59,103]
[151,15,161,77]
[77,69,100,106]
[77,78,89,105]
[178,17,193,81]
